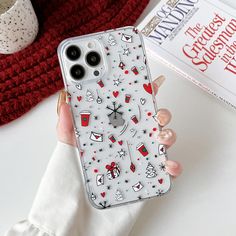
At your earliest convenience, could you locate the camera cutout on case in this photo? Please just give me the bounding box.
[64,39,108,84]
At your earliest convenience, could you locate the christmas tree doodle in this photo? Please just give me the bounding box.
[115,189,124,201]
[86,89,95,102]
[145,162,157,178]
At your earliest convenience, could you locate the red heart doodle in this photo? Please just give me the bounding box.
[143,83,153,94]
[158,178,163,184]
[77,96,82,102]
[113,91,119,98]
[118,140,123,146]
[101,192,106,198]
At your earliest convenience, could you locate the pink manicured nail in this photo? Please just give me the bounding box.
[165,160,178,169]
[165,160,182,177]
[157,129,176,146]
[156,109,172,127]
[153,75,166,88]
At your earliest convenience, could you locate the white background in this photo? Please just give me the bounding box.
[1,0,236,235]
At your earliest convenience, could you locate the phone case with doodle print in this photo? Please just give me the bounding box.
[57,26,171,209]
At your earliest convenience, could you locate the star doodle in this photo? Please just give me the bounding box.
[123,48,130,56]
[118,148,126,158]
[113,78,122,86]
[159,162,166,171]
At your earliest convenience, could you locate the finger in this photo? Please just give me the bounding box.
[57,103,77,146]
[165,160,182,177]
[155,108,172,127]
[57,91,76,146]
[157,128,176,148]
[58,103,74,133]
[152,75,165,95]
[57,90,67,115]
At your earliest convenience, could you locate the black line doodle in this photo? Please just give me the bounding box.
[130,128,137,137]
[119,123,129,136]
[96,90,103,104]
[99,201,110,209]
[138,105,141,121]
[106,102,125,128]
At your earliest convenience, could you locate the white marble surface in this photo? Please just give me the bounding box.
[1,0,236,235]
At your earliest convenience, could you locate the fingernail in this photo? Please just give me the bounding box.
[165,160,179,169]
[156,109,171,127]
[153,75,166,89]
[158,129,173,140]
[157,129,176,146]
[57,90,66,115]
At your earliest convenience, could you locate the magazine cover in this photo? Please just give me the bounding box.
[138,0,236,109]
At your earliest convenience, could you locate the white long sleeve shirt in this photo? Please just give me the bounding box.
[5,142,145,236]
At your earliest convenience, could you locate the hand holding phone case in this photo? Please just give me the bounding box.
[57,27,171,209]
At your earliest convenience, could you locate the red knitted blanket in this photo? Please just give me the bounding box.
[0,0,149,126]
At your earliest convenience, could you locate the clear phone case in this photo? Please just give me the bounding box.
[57,26,171,209]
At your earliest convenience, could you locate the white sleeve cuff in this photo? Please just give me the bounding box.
[5,141,146,236]
[5,220,53,236]
[28,141,83,236]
